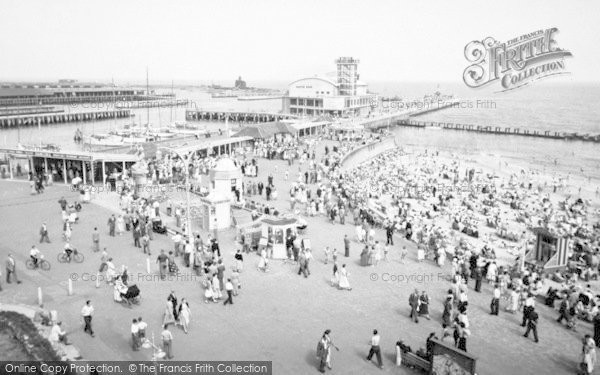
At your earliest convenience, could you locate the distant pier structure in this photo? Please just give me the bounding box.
[0,81,161,107]
[0,109,132,128]
[186,110,297,123]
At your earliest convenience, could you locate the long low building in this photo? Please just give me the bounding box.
[0,147,139,184]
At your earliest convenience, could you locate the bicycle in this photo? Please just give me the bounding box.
[26,256,51,271]
[57,248,84,263]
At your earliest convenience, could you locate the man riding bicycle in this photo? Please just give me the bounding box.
[64,242,74,261]
[30,246,41,268]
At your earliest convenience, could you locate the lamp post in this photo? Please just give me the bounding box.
[166,148,194,240]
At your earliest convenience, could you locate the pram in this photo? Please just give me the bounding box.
[114,283,141,306]
[152,219,167,234]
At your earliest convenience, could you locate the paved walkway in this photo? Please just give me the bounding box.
[0,143,594,374]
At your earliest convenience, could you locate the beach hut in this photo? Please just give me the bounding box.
[524,227,569,272]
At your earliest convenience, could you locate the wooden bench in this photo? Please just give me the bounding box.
[401,351,431,373]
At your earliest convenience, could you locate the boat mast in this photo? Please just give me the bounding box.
[170,79,174,124]
[37,96,42,147]
[146,67,150,130]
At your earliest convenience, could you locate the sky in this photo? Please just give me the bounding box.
[0,0,598,85]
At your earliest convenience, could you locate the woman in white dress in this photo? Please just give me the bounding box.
[178,298,191,334]
[63,222,72,242]
[212,274,222,300]
[338,264,352,291]
[355,225,363,242]
[116,215,125,235]
[437,247,446,267]
[163,299,176,327]
[203,278,215,303]
[417,244,426,262]
[258,249,268,272]
[505,287,519,313]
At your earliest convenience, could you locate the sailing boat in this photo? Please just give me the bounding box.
[169,81,206,137]
[168,82,205,136]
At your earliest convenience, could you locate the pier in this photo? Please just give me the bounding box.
[364,99,459,130]
[0,95,160,108]
[186,110,297,123]
[396,120,600,143]
[0,109,132,128]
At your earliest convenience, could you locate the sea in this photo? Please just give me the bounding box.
[1,80,599,179]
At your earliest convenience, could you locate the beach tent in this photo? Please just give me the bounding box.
[524,227,569,272]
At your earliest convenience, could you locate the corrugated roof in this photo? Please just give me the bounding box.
[233,121,296,139]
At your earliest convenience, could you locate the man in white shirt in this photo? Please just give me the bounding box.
[81,300,95,337]
[184,240,193,267]
[49,321,69,345]
[366,329,383,369]
[223,279,234,305]
[131,318,140,351]
[5,254,20,284]
[161,325,174,359]
[29,246,41,268]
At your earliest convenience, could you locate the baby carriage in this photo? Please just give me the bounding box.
[152,219,167,234]
[114,282,141,307]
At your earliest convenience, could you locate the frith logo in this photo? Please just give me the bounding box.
[463,28,572,91]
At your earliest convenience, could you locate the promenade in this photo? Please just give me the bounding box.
[0,139,593,375]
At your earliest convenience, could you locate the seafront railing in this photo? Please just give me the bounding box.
[339,136,397,171]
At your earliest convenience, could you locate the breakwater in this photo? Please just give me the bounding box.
[397,120,600,143]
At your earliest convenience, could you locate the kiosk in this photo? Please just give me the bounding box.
[261,216,298,259]
[209,158,243,202]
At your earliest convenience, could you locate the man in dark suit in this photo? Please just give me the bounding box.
[474,267,483,292]
[257,182,264,196]
[409,289,420,323]
[107,215,116,237]
[523,309,539,343]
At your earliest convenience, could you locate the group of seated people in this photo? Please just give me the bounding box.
[546,284,599,322]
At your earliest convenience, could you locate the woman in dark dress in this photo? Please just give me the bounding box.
[442,296,453,326]
[418,291,431,319]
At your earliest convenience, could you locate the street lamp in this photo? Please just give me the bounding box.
[164,147,194,240]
